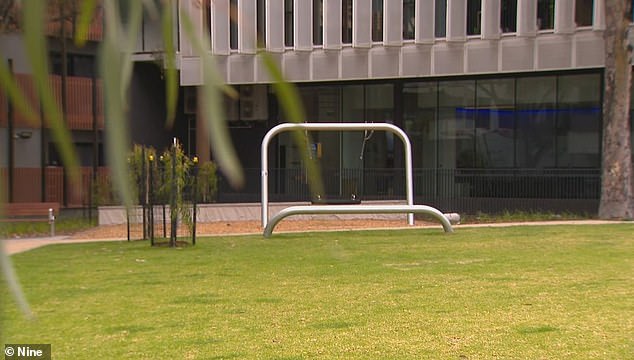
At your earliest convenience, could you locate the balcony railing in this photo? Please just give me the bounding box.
[1,166,109,208]
[0,73,103,130]
[45,6,103,42]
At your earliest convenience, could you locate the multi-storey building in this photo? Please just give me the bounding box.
[3,1,630,214]
[128,0,625,213]
[0,4,105,208]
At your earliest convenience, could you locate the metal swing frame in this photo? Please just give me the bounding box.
[260,122,454,237]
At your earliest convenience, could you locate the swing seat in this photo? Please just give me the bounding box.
[311,194,361,205]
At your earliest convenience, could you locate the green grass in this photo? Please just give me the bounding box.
[2,224,633,359]
[0,218,94,238]
[460,210,590,223]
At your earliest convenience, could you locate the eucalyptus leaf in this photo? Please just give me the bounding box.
[73,0,97,47]
[0,56,38,124]
[260,52,324,198]
[180,13,244,188]
[23,0,79,182]
[161,1,178,127]
[99,1,142,208]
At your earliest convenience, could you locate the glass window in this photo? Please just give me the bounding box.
[342,0,353,44]
[403,82,438,169]
[558,73,601,106]
[403,0,415,40]
[284,0,293,47]
[230,0,238,49]
[501,0,517,33]
[556,73,601,168]
[475,79,515,168]
[314,0,324,45]
[257,0,266,47]
[50,53,95,77]
[372,0,383,42]
[516,76,556,168]
[467,0,482,35]
[435,0,447,38]
[537,0,554,30]
[438,80,476,168]
[575,0,593,27]
[363,84,395,195]
[203,0,211,39]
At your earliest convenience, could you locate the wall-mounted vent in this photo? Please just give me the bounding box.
[239,85,268,121]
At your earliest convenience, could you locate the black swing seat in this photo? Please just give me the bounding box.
[311,195,362,205]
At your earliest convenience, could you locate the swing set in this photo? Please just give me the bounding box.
[260,122,458,237]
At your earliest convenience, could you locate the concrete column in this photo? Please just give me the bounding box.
[179,0,204,56]
[384,0,403,46]
[352,0,371,47]
[481,0,501,39]
[295,0,313,50]
[446,0,466,42]
[593,0,606,31]
[266,0,285,52]
[211,0,230,55]
[517,0,537,37]
[554,0,575,34]
[238,0,257,53]
[415,0,434,44]
[324,0,342,49]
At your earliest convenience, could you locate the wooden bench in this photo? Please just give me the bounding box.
[1,202,60,223]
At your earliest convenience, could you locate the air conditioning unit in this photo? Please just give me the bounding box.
[239,84,268,121]
[224,93,239,121]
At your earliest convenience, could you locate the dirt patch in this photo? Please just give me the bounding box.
[69,219,435,240]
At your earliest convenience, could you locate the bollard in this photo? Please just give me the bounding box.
[48,208,55,237]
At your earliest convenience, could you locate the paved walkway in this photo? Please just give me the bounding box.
[2,220,629,255]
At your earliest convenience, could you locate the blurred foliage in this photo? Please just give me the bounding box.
[0,0,314,320]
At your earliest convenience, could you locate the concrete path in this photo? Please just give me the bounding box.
[2,219,629,255]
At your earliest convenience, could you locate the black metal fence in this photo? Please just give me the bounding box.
[217,167,600,214]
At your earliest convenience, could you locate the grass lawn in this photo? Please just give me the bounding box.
[1,218,94,238]
[2,224,633,359]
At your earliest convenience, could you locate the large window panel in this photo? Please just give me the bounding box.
[363,84,395,196]
[475,79,515,168]
[516,76,557,168]
[364,84,395,168]
[403,82,438,169]
[438,80,476,168]
[556,73,601,168]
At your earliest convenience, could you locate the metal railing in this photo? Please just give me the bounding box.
[217,167,601,214]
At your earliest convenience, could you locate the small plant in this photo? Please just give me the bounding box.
[159,142,194,239]
[196,161,218,203]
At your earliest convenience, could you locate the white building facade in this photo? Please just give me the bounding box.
[130,0,622,213]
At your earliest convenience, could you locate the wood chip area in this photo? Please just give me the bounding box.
[69,219,436,240]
